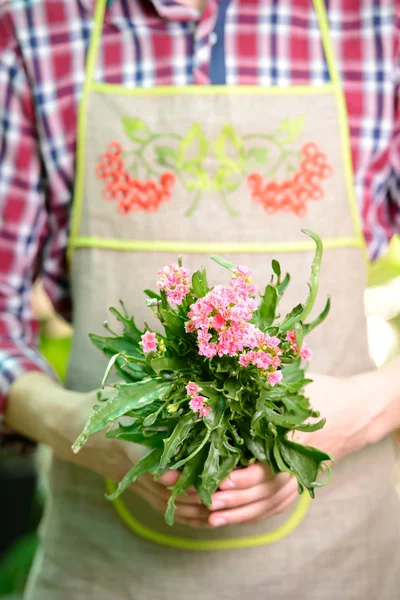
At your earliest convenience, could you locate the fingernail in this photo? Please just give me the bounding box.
[211,517,227,527]
[221,479,236,489]
[211,501,225,511]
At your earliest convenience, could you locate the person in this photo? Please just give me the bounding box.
[1,0,400,597]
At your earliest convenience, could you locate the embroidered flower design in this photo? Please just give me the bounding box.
[96,117,332,219]
[247,142,332,217]
[96,142,176,215]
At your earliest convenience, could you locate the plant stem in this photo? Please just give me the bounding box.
[185,190,202,217]
[220,190,238,217]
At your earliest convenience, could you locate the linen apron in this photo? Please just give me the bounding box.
[26,0,400,598]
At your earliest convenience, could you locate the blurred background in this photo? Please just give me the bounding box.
[1,235,399,598]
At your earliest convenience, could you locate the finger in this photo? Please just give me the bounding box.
[134,484,209,525]
[208,478,298,527]
[134,476,203,506]
[174,518,209,528]
[218,462,274,490]
[246,485,300,523]
[209,472,291,511]
[156,470,181,487]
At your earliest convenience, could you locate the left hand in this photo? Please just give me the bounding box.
[207,373,374,527]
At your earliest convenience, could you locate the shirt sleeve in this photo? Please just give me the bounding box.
[0,34,57,432]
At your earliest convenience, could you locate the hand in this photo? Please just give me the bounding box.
[6,373,209,527]
[207,463,298,527]
[53,387,210,527]
[207,373,375,527]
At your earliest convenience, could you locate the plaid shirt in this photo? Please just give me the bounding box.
[0,0,399,423]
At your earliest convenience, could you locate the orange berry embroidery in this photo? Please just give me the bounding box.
[247,143,332,217]
[96,142,176,215]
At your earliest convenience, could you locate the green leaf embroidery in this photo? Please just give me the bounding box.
[176,123,209,172]
[246,147,269,166]
[275,117,305,145]
[155,146,178,168]
[122,117,150,143]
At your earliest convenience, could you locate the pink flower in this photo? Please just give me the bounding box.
[186,382,202,397]
[189,395,205,412]
[185,320,196,333]
[156,264,191,305]
[286,330,296,344]
[255,351,273,370]
[239,353,251,367]
[198,341,217,358]
[236,265,252,279]
[199,404,211,418]
[267,370,283,386]
[265,335,281,349]
[300,344,313,362]
[140,331,157,353]
[211,313,226,331]
[270,355,282,369]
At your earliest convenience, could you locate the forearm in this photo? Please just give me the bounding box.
[356,355,400,446]
[5,372,76,454]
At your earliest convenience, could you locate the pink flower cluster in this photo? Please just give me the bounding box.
[185,268,283,385]
[186,268,258,359]
[141,331,157,353]
[157,264,191,305]
[286,330,313,362]
[185,382,211,418]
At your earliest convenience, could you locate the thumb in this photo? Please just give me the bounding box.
[157,470,181,487]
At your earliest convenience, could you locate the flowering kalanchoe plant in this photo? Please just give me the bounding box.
[73,230,333,526]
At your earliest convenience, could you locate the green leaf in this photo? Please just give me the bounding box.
[255,284,278,328]
[272,260,281,278]
[144,289,162,301]
[191,268,209,298]
[105,448,163,500]
[204,395,227,430]
[198,441,220,506]
[176,123,209,171]
[166,446,208,525]
[106,423,167,447]
[211,255,236,273]
[223,377,241,400]
[198,417,229,505]
[276,117,305,144]
[213,125,244,173]
[280,231,323,331]
[158,412,195,470]
[294,322,304,357]
[72,379,172,452]
[246,147,269,166]
[303,296,331,335]
[155,146,178,168]
[90,333,143,359]
[122,116,150,143]
[159,308,185,337]
[109,305,144,343]
[170,430,211,470]
[241,429,267,462]
[278,438,333,493]
[277,273,290,297]
[150,356,190,375]
[295,418,326,433]
[252,405,305,429]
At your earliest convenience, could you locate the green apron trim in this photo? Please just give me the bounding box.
[90,82,336,96]
[105,479,312,551]
[68,236,364,254]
